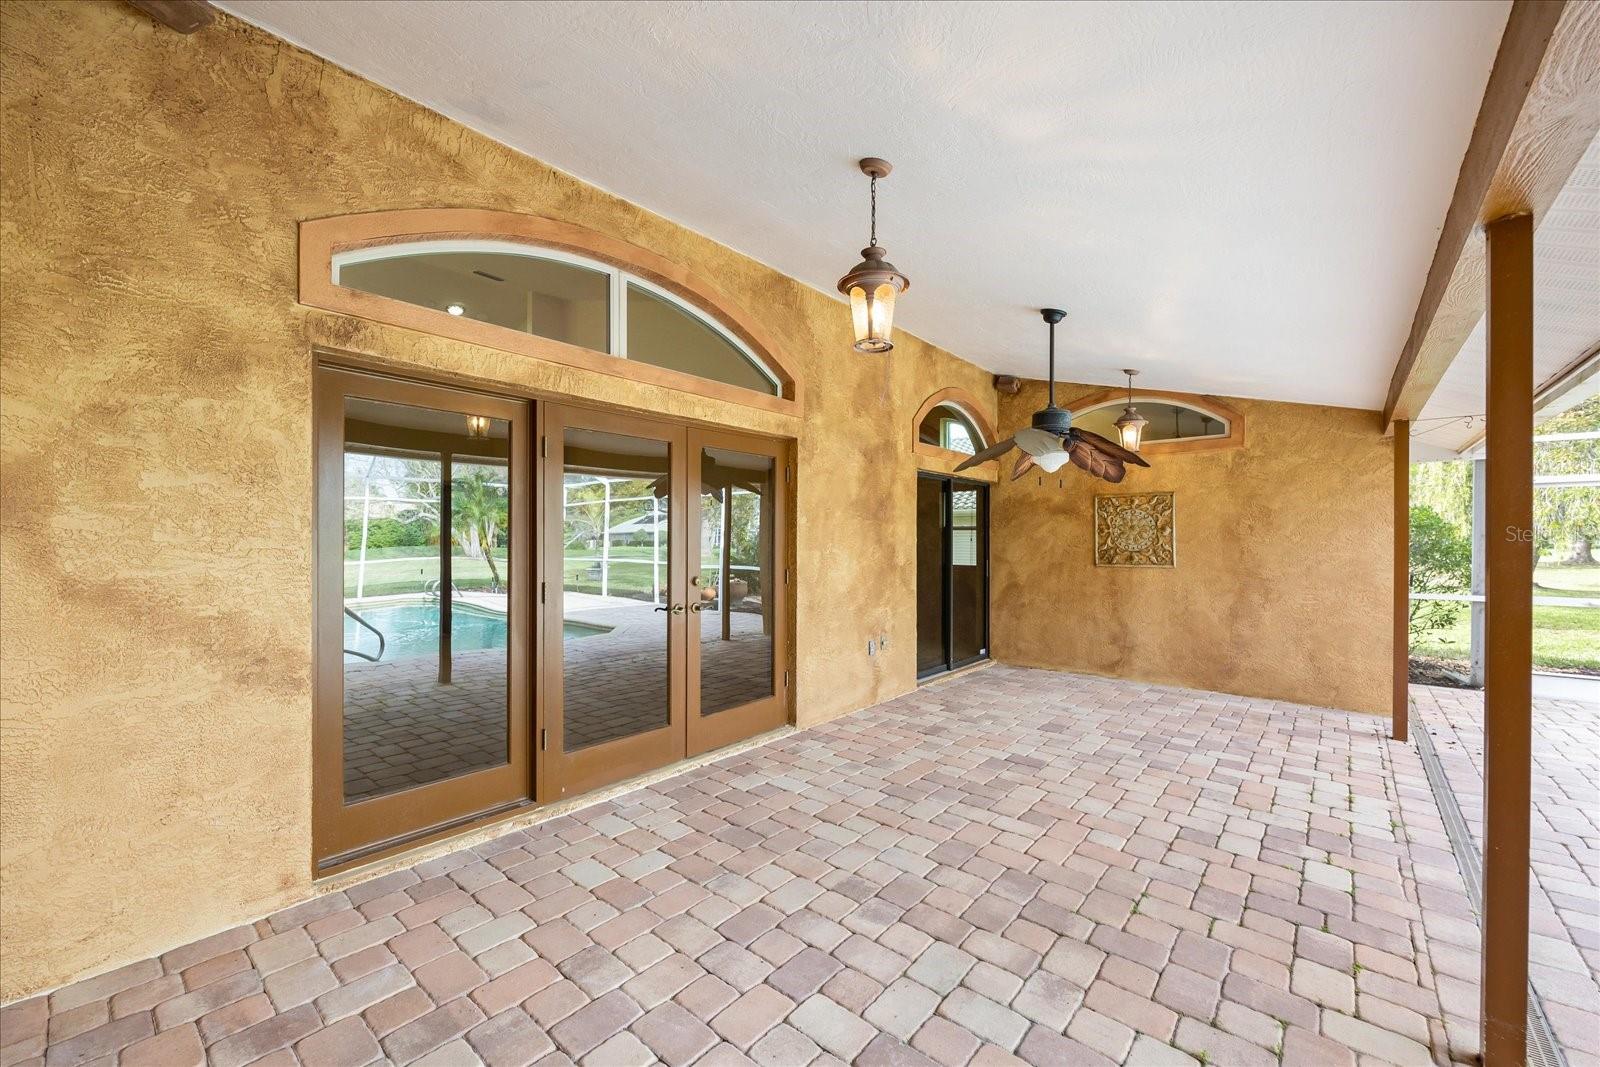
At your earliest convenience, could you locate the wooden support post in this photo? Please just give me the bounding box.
[1481,211,1534,1067]
[1393,420,1410,742]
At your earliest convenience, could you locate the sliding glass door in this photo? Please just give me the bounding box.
[916,474,989,678]
[315,368,532,868]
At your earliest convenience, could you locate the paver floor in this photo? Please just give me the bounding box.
[6,666,1584,1067]
[1413,684,1600,1064]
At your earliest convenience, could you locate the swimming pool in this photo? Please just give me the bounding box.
[344,600,608,662]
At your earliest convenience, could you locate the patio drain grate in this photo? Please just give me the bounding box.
[1412,721,1568,1067]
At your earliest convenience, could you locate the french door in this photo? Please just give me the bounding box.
[314,368,533,868]
[315,373,789,864]
[538,406,788,802]
[917,474,989,678]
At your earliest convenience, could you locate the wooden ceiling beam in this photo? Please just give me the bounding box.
[1381,0,1600,431]
[127,0,216,34]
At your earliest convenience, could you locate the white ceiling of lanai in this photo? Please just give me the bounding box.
[221,0,1512,410]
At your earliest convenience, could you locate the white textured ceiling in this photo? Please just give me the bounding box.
[1412,134,1600,459]
[220,0,1511,409]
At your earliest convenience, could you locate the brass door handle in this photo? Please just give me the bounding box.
[689,602,706,613]
[670,603,686,615]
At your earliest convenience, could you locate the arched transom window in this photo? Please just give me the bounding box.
[1074,400,1228,443]
[334,240,782,397]
[1068,390,1243,453]
[917,402,987,456]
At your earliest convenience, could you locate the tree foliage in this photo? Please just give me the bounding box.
[1534,395,1599,564]
[1409,504,1471,641]
[1409,395,1598,564]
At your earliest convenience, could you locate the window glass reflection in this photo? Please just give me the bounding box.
[341,399,511,802]
[697,448,776,715]
[561,428,671,750]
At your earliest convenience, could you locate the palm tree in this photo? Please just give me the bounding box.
[451,466,509,591]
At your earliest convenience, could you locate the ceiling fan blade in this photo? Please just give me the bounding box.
[1067,439,1126,483]
[954,436,1017,472]
[1011,452,1037,480]
[1070,428,1151,467]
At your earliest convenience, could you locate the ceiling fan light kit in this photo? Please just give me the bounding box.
[953,307,1151,486]
[837,158,910,354]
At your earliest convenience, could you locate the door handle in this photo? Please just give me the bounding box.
[670,603,686,615]
[689,602,706,613]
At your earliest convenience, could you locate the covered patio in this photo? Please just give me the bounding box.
[6,666,1563,1067]
[3,2,1599,1066]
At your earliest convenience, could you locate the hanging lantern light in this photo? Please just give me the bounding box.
[1113,369,1148,453]
[465,414,491,439]
[837,158,910,353]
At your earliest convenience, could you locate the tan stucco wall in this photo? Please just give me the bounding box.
[0,1,999,999]
[991,381,1393,716]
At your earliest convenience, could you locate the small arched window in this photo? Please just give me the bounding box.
[333,240,783,397]
[918,403,986,456]
[912,389,998,478]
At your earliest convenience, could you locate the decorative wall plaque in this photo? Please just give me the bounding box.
[1094,492,1175,567]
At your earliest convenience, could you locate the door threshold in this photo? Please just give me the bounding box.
[316,724,797,890]
[918,658,995,687]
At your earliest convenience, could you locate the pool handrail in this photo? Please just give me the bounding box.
[343,606,387,663]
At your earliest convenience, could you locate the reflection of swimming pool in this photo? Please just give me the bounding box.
[344,600,609,662]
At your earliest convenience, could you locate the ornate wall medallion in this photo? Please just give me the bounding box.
[1094,492,1175,567]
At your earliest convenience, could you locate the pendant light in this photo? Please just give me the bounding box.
[837,158,910,353]
[1113,369,1148,453]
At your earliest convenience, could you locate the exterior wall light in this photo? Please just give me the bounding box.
[837,158,909,353]
[1114,369,1148,453]
[465,414,491,439]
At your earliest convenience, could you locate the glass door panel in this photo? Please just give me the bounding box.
[315,369,530,868]
[916,474,989,678]
[687,430,787,756]
[916,477,946,675]
[541,407,685,801]
[949,486,988,667]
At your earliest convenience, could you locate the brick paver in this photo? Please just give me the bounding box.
[19,666,1592,1065]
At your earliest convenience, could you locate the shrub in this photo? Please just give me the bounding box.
[1409,504,1471,643]
[346,516,433,551]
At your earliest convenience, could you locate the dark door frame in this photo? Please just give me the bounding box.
[916,472,990,680]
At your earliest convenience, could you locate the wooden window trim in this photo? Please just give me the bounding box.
[913,387,999,480]
[299,209,803,417]
[1067,388,1245,455]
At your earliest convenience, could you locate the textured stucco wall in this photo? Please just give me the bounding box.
[991,380,1393,716]
[0,1,998,999]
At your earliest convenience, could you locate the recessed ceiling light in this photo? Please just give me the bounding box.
[446,303,465,316]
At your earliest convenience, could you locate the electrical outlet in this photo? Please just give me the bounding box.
[879,634,889,650]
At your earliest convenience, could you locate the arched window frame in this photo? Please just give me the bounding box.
[1067,388,1244,454]
[300,209,802,415]
[913,388,999,479]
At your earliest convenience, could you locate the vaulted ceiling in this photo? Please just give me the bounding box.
[222,0,1512,410]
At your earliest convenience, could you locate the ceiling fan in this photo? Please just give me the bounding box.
[956,308,1151,483]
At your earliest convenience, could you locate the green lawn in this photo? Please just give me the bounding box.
[1413,563,1599,671]
[344,551,508,597]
